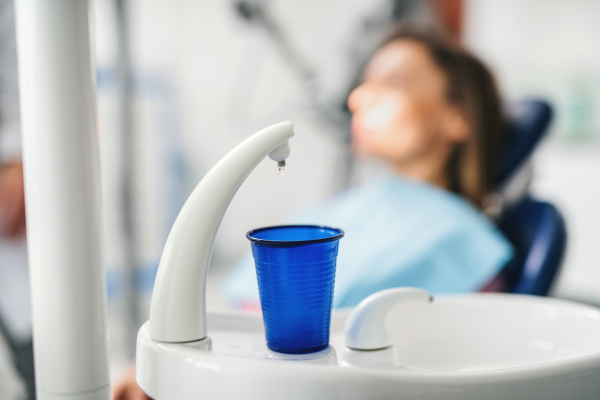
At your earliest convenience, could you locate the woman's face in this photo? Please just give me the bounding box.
[348,39,467,168]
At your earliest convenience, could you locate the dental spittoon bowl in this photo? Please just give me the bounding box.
[248,225,344,354]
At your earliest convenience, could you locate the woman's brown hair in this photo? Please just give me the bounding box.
[380,26,505,209]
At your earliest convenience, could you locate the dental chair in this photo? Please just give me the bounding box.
[493,99,567,296]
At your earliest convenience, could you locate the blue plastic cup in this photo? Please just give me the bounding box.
[247,225,344,354]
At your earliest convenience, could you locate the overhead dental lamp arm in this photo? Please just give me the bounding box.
[150,121,294,343]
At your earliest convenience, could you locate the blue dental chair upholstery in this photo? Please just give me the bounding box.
[497,198,566,296]
[496,100,552,184]
[494,99,567,296]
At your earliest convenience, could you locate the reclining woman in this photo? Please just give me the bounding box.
[222,25,513,309]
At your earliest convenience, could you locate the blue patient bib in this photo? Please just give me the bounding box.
[223,175,513,308]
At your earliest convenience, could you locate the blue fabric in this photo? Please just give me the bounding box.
[222,175,513,308]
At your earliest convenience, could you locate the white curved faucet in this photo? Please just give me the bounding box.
[150,121,295,343]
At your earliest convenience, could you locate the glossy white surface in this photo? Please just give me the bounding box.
[392,293,600,372]
[149,122,294,343]
[16,0,110,398]
[344,287,431,350]
[137,294,600,399]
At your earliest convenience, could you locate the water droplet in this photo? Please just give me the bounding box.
[277,160,286,175]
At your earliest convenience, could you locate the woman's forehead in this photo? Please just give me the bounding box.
[364,39,441,81]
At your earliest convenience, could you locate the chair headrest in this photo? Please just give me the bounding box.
[494,99,553,186]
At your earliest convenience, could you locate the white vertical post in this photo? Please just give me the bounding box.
[15,0,110,399]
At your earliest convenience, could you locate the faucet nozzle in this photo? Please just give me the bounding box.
[268,139,290,162]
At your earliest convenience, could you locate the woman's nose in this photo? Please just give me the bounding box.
[348,83,378,113]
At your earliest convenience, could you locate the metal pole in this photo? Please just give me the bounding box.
[115,0,139,359]
[15,0,111,399]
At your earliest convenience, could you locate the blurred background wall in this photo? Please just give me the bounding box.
[91,0,600,375]
[464,0,600,304]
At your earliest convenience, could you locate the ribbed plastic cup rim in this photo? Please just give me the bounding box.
[246,224,344,248]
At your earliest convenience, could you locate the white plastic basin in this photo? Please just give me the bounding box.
[137,293,600,399]
[389,293,600,372]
